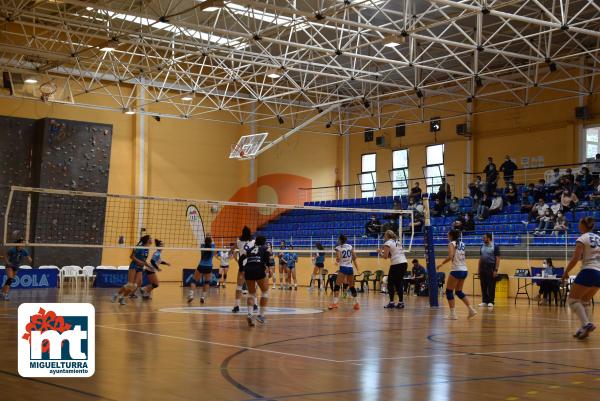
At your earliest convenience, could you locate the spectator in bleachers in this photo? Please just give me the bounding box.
[453,212,474,232]
[504,182,518,205]
[560,189,579,215]
[529,198,548,223]
[468,181,484,211]
[447,197,460,215]
[499,155,518,184]
[435,178,451,215]
[476,193,492,220]
[553,211,568,236]
[520,190,535,214]
[588,182,600,209]
[547,167,562,192]
[365,215,382,238]
[576,166,593,190]
[563,168,575,183]
[533,209,555,236]
[487,192,504,217]
[407,211,424,233]
[409,182,422,203]
[550,197,562,215]
[474,175,487,193]
[590,153,600,178]
[483,157,499,194]
[533,179,547,200]
[407,197,418,212]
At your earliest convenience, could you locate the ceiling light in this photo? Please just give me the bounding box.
[383,35,404,48]
[101,46,115,52]
[123,108,135,115]
[266,67,283,79]
[267,73,281,79]
[24,78,38,84]
[200,0,225,12]
[181,95,193,101]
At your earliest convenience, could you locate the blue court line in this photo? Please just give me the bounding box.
[238,369,600,401]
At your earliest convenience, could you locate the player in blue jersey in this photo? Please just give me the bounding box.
[563,217,600,339]
[310,243,326,291]
[188,237,216,304]
[437,230,477,320]
[2,239,32,301]
[277,240,287,289]
[140,239,170,299]
[286,245,299,290]
[112,235,152,305]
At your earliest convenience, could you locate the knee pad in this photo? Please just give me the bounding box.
[152,283,159,289]
[333,284,341,292]
[124,282,135,291]
[445,289,454,300]
[350,287,357,297]
[236,285,243,291]
[455,290,465,300]
[261,290,269,299]
[568,298,581,308]
[4,277,15,286]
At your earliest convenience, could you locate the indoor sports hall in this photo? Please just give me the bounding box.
[0,1,599,400]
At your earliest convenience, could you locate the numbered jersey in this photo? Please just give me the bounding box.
[384,239,407,265]
[218,251,230,267]
[451,240,467,271]
[577,232,600,271]
[336,243,354,268]
[241,240,268,267]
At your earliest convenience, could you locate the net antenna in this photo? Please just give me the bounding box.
[230,133,268,160]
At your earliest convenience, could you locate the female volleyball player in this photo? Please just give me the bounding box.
[232,226,253,313]
[266,242,276,286]
[242,235,271,326]
[112,235,152,305]
[437,230,477,320]
[277,240,287,289]
[188,237,215,304]
[286,245,298,290]
[328,234,360,310]
[380,230,408,309]
[141,239,170,299]
[563,217,599,339]
[2,239,32,301]
[310,242,326,291]
[217,243,233,288]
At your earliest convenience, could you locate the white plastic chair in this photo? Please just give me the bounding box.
[19,265,32,269]
[96,265,117,270]
[61,265,83,289]
[0,266,5,270]
[117,265,130,271]
[39,265,59,270]
[82,266,96,287]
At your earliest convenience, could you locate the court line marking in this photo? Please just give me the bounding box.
[340,347,600,362]
[97,324,343,364]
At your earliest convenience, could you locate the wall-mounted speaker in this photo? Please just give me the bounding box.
[364,129,374,142]
[456,123,468,135]
[430,117,441,133]
[395,123,405,137]
[575,106,591,120]
[376,136,386,148]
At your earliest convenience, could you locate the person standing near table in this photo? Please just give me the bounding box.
[478,233,500,308]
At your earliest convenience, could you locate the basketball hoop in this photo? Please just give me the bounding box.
[229,133,268,160]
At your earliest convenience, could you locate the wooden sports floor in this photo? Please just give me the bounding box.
[1,284,599,401]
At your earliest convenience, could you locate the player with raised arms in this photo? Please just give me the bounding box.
[141,239,170,299]
[563,217,600,339]
[112,235,152,305]
[328,234,360,310]
[241,235,271,326]
[437,230,477,320]
[2,239,32,301]
[188,236,215,304]
[379,230,408,309]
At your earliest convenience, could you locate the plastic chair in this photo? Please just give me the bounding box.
[97,265,117,270]
[82,266,96,287]
[117,265,130,271]
[19,265,32,269]
[354,270,372,292]
[370,270,384,291]
[61,265,83,289]
[39,265,59,270]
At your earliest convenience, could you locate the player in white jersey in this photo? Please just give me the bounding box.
[328,234,360,310]
[437,230,477,320]
[563,217,600,339]
[217,243,234,288]
[232,226,254,313]
[379,230,408,309]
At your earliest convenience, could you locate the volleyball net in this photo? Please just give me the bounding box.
[3,186,415,254]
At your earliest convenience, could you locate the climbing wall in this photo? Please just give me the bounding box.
[30,118,113,266]
[0,116,36,244]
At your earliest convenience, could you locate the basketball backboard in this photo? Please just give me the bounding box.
[229,133,268,160]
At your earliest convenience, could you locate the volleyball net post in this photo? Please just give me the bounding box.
[422,194,439,307]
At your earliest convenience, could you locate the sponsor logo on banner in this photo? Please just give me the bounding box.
[18,303,95,377]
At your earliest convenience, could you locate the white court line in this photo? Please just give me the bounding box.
[97,324,343,364]
[341,347,600,362]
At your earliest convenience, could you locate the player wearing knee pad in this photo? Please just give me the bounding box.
[232,227,253,313]
[140,240,170,300]
[564,217,600,339]
[112,235,153,305]
[2,239,32,301]
[189,237,216,304]
[329,235,361,311]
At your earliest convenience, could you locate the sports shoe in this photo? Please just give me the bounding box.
[253,304,258,312]
[242,290,248,295]
[232,305,240,313]
[129,293,138,299]
[328,303,338,310]
[222,284,226,289]
[2,294,10,301]
[445,314,458,320]
[272,285,276,289]
[111,294,118,303]
[246,315,255,327]
[255,315,266,325]
[487,303,494,307]
[119,297,126,306]
[187,295,194,304]
[353,303,360,311]
[294,285,298,291]
[576,323,596,340]
[200,297,205,304]
[384,302,395,309]
[396,302,405,309]
[478,303,487,307]
[468,308,478,319]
